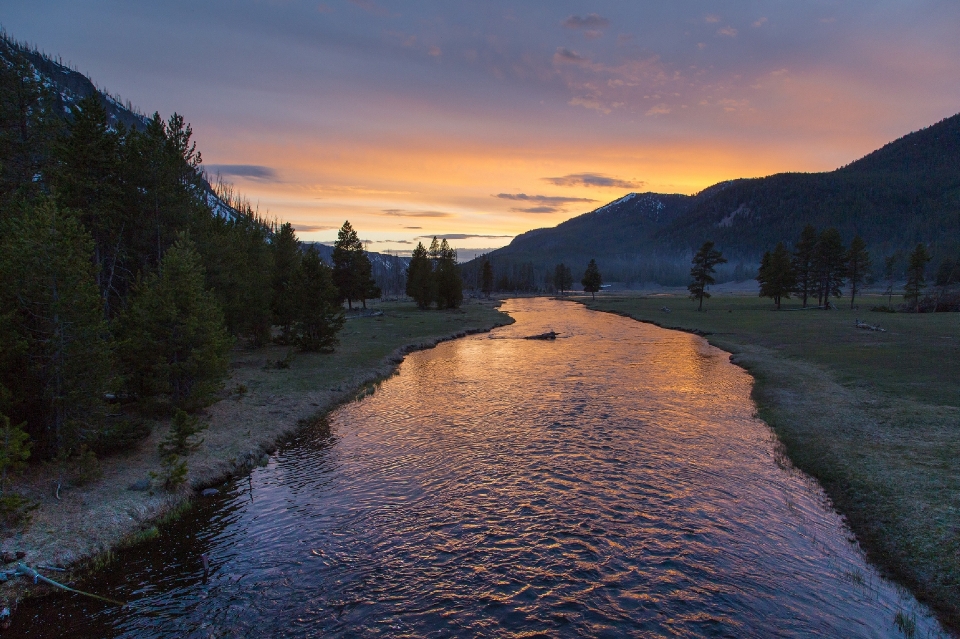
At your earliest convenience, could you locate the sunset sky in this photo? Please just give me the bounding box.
[5,1,960,254]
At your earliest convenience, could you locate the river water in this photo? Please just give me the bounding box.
[13,298,944,637]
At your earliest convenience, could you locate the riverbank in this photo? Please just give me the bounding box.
[0,298,513,618]
[571,291,960,632]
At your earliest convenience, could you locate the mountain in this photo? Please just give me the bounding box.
[467,113,960,288]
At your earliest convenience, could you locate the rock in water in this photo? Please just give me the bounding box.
[524,331,558,340]
[201,488,219,497]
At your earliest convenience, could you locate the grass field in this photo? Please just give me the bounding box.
[575,291,960,632]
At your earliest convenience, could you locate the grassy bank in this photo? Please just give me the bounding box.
[575,291,960,631]
[0,298,512,612]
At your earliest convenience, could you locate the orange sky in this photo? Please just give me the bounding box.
[7,1,960,252]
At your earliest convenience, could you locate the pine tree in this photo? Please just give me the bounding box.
[332,221,363,309]
[688,241,727,311]
[904,243,932,312]
[845,235,870,309]
[356,249,380,310]
[271,222,302,342]
[406,242,434,309]
[813,228,846,309]
[116,235,233,411]
[481,260,494,298]
[293,247,345,351]
[581,259,602,300]
[435,239,463,309]
[0,200,111,457]
[756,242,796,309]
[554,263,573,295]
[792,224,818,307]
[52,94,124,315]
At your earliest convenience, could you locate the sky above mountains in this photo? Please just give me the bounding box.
[5,1,960,252]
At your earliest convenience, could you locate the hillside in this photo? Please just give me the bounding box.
[468,113,960,288]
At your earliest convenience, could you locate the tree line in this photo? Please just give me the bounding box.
[0,47,367,479]
[753,225,956,311]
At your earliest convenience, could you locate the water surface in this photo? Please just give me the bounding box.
[14,298,944,637]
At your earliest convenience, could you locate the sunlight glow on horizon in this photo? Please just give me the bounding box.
[6,1,960,252]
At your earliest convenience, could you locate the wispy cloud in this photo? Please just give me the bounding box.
[752,17,767,27]
[416,234,513,241]
[511,206,558,213]
[542,173,645,189]
[717,26,738,37]
[562,14,610,30]
[704,15,721,24]
[206,164,278,181]
[495,193,596,205]
[293,224,337,232]
[380,209,453,218]
[403,226,422,229]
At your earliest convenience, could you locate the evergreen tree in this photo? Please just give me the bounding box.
[554,263,573,295]
[688,241,727,311]
[293,247,345,351]
[757,242,796,309]
[116,235,233,411]
[0,50,61,205]
[904,243,932,312]
[271,222,302,342]
[481,260,494,298]
[845,235,870,309]
[581,259,602,300]
[406,242,434,309]
[792,224,818,308]
[356,249,380,310]
[0,200,111,457]
[332,220,364,309]
[198,214,274,346]
[813,228,846,309]
[435,239,463,309]
[51,94,124,315]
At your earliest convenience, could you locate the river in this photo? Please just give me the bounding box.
[13,298,944,637]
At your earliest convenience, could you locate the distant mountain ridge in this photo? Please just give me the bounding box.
[467,112,960,288]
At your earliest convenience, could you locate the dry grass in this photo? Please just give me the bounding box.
[0,298,511,607]
[576,291,960,632]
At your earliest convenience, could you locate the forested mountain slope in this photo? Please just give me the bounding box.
[467,112,960,288]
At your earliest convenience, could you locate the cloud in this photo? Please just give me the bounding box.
[380,209,453,218]
[416,234,514,241]
[704,15,721,23]
[562,14,610,30]
[511,206,558,213]
[752,17,767,27]
[293,224,337,232]
[403,226,422,229]
[369,239,413,244]
[717,26,738,37]
[542,173,645,189]
[646,103,671,116]
[495,193,596,205]
[427,45,441,57]
[316,3,333,13]
[554,47,585,63]
[206,164,278,181]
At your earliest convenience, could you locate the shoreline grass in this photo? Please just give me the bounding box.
[573,291,960,633]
